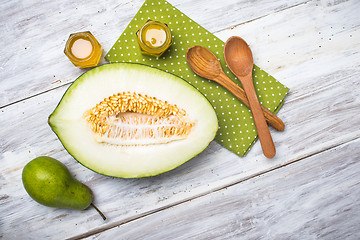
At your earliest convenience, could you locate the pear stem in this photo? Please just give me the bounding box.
[91,202,106,220]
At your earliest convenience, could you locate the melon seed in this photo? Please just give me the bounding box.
[84,92,195,146]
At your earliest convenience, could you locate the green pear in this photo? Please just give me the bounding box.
[22,156,92,210]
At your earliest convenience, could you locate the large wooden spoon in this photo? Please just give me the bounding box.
[224,36,276,158]
[186,46,284,131]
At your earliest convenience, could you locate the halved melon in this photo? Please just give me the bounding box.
[49,63,218,178]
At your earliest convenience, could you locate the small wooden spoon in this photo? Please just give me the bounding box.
[186,46,284,131]
[224,36,276,158]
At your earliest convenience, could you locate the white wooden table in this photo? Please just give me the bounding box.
[1,0,360,239]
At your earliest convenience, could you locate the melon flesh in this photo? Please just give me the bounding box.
[49,63,218,178]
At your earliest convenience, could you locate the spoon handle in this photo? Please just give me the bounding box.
[240,73,276,158]
[215,73,285,131]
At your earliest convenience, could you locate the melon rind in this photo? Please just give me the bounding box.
[49,63,218,178]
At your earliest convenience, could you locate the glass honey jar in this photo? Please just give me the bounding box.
[136,20,172,57]
[64,31,103,68]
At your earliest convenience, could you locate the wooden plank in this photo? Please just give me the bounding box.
[84,138,360,240]
[1,0,359,239]
[0,0,307,107]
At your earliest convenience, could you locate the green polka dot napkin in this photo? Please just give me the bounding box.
[105,0,289,157]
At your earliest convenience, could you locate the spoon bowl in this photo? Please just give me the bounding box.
[224,37,254,77]
[186,46,222,79]
[224,36,276,158]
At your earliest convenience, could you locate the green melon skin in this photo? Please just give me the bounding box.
[48,63,218,178]
[22,156,92,210]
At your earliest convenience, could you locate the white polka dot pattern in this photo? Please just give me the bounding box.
[106,0,289,157]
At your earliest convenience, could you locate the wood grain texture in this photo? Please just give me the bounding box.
[86,138,360,240]
[1,0,360,239]
[0,0,308,107]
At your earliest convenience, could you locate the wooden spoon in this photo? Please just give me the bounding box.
[186,46,284,131]
[224,36,276,158]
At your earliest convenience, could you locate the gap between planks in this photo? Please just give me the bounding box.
[0,82,72,109]
[67,134,360,240]
[220,0,312,33]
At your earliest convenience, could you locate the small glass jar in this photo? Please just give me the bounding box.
[64,31,103,68]
[136,20,172,57]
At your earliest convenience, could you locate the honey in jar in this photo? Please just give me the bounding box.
[136,20,172,57]
[64,31,102,68]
